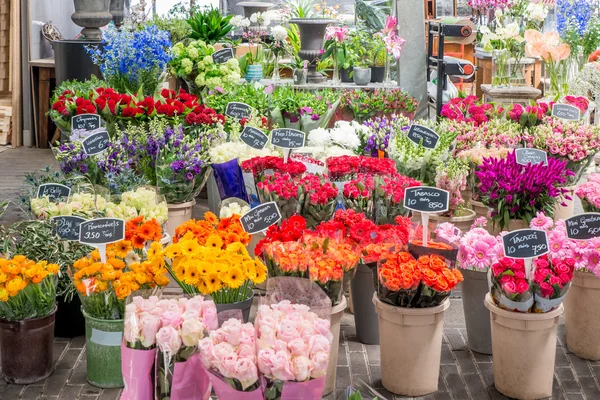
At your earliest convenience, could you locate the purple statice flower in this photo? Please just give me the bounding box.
[170,160,185,172]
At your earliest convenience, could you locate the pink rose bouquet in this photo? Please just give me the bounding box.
[490,257,533,312]
[154,296,218,400]
[255,299,333,399]
[575,174,600,212]
[199,318,262,398]
[531,254,574,312]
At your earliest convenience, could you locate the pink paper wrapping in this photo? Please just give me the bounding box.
[281,377,326,399]
[171,353,211,400]
[120,344,156,400]
[206,369,263,399]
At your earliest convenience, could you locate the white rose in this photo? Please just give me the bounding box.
[181,319,206,347]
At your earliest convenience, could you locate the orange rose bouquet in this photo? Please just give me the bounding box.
[378,252,463,308]
[173,212,250,248]
[70,240,170,320]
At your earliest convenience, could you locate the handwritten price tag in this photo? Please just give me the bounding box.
[502,229,549,259]
[72,114,101,131]
[403,187,449,213]
[270,128,305,149]
[37,183,71,201]
[79,218,125,245]
[52,216,86,241]
[212,48,234,64]
[565,213,600,240]
[515,148,548,166]
[225,102,253,120]
[552,104,581,121]
[406,125,439,150]
[240,202,281,234]
[240,126,268,150]
[81,131,110,155]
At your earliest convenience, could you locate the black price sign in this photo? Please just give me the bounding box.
[79,218,125,245]
[36,183,71,201]
[240,126,268,150]
[565,213,600,240]
[240,202,281,234]
[552,104,581,121]
[71,114,101,131]
[407,125,440,150]
[52,216,86,241]
[225,102,253,120]
[270,128,305,149]
[515,148,548,166]
[81,131,110,155]
[502,229,549,259]
[212,48,234,64]
[403,187,449,213]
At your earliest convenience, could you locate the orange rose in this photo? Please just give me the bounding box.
[428,255,447,271]
[433,275,450,292]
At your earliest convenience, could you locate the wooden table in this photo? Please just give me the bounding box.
[30,58,55,148]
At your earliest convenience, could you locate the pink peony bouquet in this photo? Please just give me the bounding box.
[255,300,333,399]
[154,296,218,400]
[199,318,262,398]
[575,174,600,212]
[531,254,574,312]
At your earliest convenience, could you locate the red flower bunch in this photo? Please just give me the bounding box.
[532,255,574,299]
[374,173,421,224]
[94,87,132,116]
[241,156,307,179]
[564,95,590,114]
[506,102,553,128]
[240,116,269,129]
[254,215,308,257]
[343,173,375,218]
[327,156,396,181]
[440,96,502,126]
[184,104,226,126]
[302,174,338,205]
[490,257,531,309]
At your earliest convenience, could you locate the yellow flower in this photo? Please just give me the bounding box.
[114,240,133,258]
[181,239,200,257]
[73,258,90,270]
[206,272,222,293]
[0,272,6,283]
[197,261,211,276]
[184,265,201,285]
[90,249,101,261]
[0,287,8,302]
[226,242,247,255]
[102,268,117,281]
[147,241,164,260]
[155,274,170,287]
[165,243,183,259]
[6,277,26,296]
[224,266,245,289]
[107,258,126,270]
[244,260,257,281]
[197,278,209,295]
[205,235,223,249]
[134,273,148,285]
[254,261,267,284]
[46,263,60,274]
[96,281,108,292]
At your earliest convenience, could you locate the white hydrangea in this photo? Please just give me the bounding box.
[209,142,280,164]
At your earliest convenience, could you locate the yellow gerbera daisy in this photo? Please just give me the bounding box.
[165,243,183,259]
[205,235,223,249]
[225,266,245,289]
[181,239,200,257]
[206,272,222,293]
[254,261,267,284]
[114,240,133,258]
[184,265,201,285]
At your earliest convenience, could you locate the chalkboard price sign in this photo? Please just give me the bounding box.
[270,128,306,149]
[37,183,71,201]
[407,125,440,150]
[212,48,235,64]
[79,218,125,245]
[502,229,549,259]
[515,148,548,166]
[403,187,449,213]
[225,102,253,120]
[71,114,101,131]
[565,213,600,240]
[52,216,86,241]
[240,126,268,150]
[240,202,281,234]
[81,131,110,155]
[552,104,581,121]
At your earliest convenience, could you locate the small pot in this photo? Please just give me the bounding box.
[214,292,254,323]
[244,64,263,82]
[293,68,308,85]
[340,67,353,83]
[353,67,371,86]
[461,269,492,354]
[83,310,124,388]
[565,271,600,360]
[166,200,196,238]
[324,296,347,395]
[351,264,379,344]
[370,66,385,82]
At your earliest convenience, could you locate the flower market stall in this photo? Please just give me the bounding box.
[4,0,600,398]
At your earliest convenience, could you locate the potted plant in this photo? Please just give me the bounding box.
[187,7,234,44]
[373,249,463,395]
[322,25,350,84]
[238,13,269,82]
[353,61,371,86]
[340,48,358,82]
[368,35,386,83]
[266,25,290,81]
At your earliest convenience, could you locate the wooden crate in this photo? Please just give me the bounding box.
[0,105,11,145]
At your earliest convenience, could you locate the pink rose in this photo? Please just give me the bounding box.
[257,348,275,375]
[209,329,226,344]
[234,357,259,390]
[313,319,331,337]
[181,319,205,347]
[516,279,529,294]
[293,304,311,313]
[548,275,561,286]
[277,320,300,342]
[540,282,554,298]
[198,338,215,369]
[501,280,517,295]
[310,351,329,378]
[221,318,242,346]
[237,343,256,362]
[559,273,572,284]
[182,309,200,321]
[273,300,294,313]
[554,262,571,275]
[288,338,310,358]
[270,351,295,381]
[123,315,140,344]
[272,339,288,353]
[202,306,218,331]
[139,312,161,348]
[156,326,182,354]
[291,356,313,382]
[161,310,182,329]
[240,332,256,346]
[259,324,277,341]
[185,296,205,312]
[309,335,331,356]
[219,352,238,379]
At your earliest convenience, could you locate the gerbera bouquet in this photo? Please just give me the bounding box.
[373,173,421,224]
[531,254,574,312]
[490,257,533,312]
[0,256,60,321]
[199,318,262,398]
[575,174,600,212]
[343,174,375,220]
[255,297,332,399]
[173,212,251,248]
[524,117,600,185]
[476,151,573,230]
[165,234,267,304]
[154,296,217,400]
[125,217,163,251]
[71,240,170,320]
[377,252,463,308]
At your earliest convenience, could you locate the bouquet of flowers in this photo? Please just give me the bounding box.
[506,102,551,128]
[440,96,502,126]
[446,118,521,153]
[254,215,308,258]
[456,147,510,201]
[209,142,279,165]
[48,77,106,134]
[241,156,306,183]
[490,257,533,312]
[434,158,470,217]
[271,87,340,134]
[377,251,463,308]
[361,115,409,157]
[301,174,339,228]
[575,174,600,212]
[339,89,418,122]
[173,212,251,247]
[327,156,396,182]
[125,217,163,250]
[524,117,600,185]
[118,187,169,227]
[199,318,262,399]
[343,174,375,220]
[531,255,574,312]
[476,151,573,230]
[307,120,365,160]
[255,295,332,400]
[220,199,251,219]
[70,240,170,320]
[373,173,421,224]
[154,296,217,400]
[564,95,590,114]
[0,256,60,321]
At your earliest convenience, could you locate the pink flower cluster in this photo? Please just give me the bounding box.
[449,118,521,152]
[199,318,259,390]
[506,102,552,128]
[255,300,332,382]
[458,226,502,271]
[491,257,530,299]
[533,255,574,299]
[325,26,348,43]
[468,0,511,12]
[343,174,374,200]
[379,16,406,60]
[564,96,590,113]
[440,96,502,126]
[257,173,338,204]
[124,296,218,350]
[575,174,600,212]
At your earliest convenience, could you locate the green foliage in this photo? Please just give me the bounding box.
[583,16,600,60]
[355,0,390,32]
[144,15,191,44]
[288,0,319,18]
[187,7,234,44]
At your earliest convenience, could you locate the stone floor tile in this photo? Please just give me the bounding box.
[454,350,477,375]
[20,385,43,400]
[98,387,122,400]
[349,352,369,375]
[365,344,380,365]
[57,349,83,371]
[44,369,72,396]
[58,384,83,399]
[568,354,592,377]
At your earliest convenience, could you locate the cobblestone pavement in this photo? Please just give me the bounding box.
[1,148,599,400]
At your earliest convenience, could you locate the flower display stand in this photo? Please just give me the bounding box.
[481,84,542,106]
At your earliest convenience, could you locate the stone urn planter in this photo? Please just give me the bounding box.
[72,0,112,40]
[290,18,334,83]
[109,0,125,28]
[238,2,273,33]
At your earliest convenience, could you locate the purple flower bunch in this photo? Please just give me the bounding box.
[476,151,574,230]
[362,116,405,156]
[54,142,90,175]
[98,134,136,174]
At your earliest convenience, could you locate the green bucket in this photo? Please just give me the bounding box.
[82,309,124,388]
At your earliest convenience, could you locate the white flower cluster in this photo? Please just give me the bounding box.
[209,142,281,164]
[525,3,548,23]
[307,121,366,161]
[219,200,251,218]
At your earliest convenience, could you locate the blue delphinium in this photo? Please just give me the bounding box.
[87,25,172,96]
[556,0,593,37]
